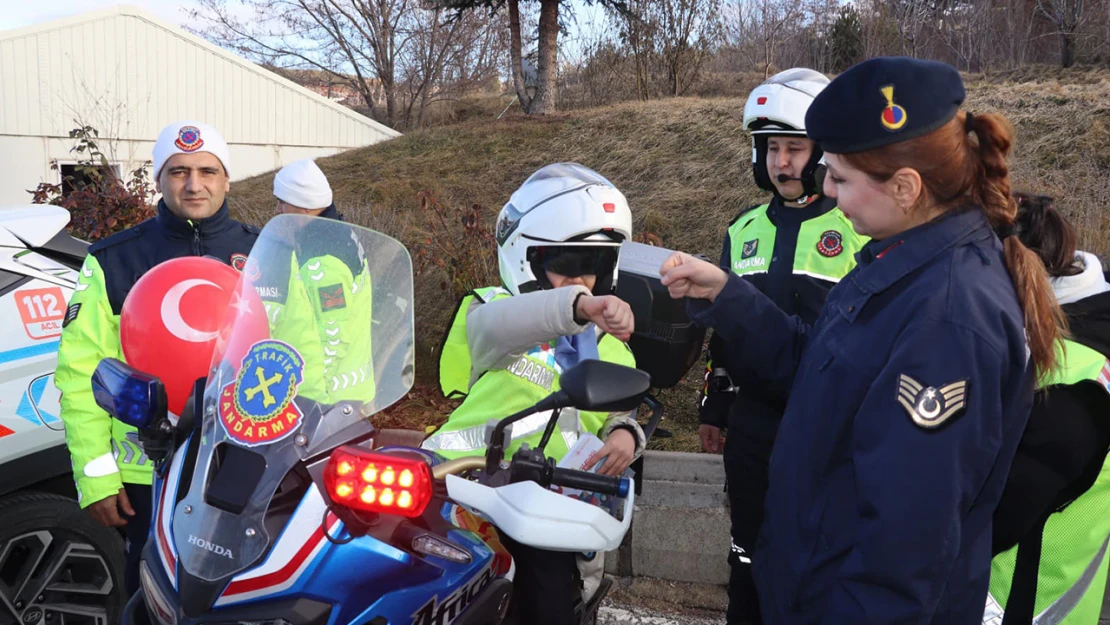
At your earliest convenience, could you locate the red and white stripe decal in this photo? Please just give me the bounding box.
[156,443,190,587]
[1098,361,1110,393]
[144,576,176,625]
[216,487,340,606]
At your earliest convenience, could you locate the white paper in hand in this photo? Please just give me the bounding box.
[619,240,677,278]
[554,433,626,518]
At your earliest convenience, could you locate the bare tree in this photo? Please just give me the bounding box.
[433,0,549,113]
[722,0,804,78]
[935,0,991,71]
[398,7,503,128]
[657,0,721,96]
[611,0,659,100]
[435,0,630,115]
[856,0,903,60]
[190,0,414,126]
[192,0,507,128]
[889,0,936,57]
[1036,0,1089,66]
[992,0,1038,68]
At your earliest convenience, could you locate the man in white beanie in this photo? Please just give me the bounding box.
[258,158,376,403]
[55,121,259,598]
[274,158,339,218]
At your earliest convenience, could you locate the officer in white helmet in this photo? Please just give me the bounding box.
[697,69,868,625]
[425,163,646,625]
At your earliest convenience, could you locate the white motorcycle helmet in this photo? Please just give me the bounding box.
[495,163,632,296]
[742,68,830,202]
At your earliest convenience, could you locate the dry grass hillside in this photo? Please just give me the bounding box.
[230,66,1110,451]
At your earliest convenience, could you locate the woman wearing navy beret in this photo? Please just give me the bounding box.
[660,56,1065,624]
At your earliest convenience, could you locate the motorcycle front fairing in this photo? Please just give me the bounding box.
[139,448,508,625]
[132,216,513,625]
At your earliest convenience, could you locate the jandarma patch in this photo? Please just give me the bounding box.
[218,340,305,446]
[230,253,248,272]
[174,126,204,152]
[816,230,843,257]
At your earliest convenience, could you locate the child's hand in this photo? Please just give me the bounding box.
[586,428,636,476]
[576,294,634,341]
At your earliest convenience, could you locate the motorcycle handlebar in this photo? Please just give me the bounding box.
[429,455,632,498]
[549,466,629,497]
[511,457,629,497]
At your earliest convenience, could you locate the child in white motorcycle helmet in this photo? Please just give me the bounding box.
[424,162,646,625]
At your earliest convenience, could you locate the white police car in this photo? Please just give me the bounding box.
[0,205,124,625]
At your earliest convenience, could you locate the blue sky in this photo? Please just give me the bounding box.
[0,0,606,32]
[0,0,613,63]
[0,1,204,31]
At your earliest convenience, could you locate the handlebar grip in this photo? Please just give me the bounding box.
[549,467,630,497]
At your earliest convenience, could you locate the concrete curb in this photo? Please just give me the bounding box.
[607,451,731,585]
[641,450,726,484]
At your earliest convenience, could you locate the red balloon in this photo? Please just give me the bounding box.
[120,257,266,415]
[208,279,270,377]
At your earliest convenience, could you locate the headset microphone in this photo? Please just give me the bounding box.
[776,174,803,183]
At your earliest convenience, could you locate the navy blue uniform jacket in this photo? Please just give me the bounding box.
[689,208,1035,624]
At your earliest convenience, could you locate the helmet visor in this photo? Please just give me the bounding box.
[529,245,619,279]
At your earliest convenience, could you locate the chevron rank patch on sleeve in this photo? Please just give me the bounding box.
[896,374,969,429]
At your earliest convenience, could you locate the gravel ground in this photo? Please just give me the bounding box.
[598,603,726,625]
[597,577,728,625]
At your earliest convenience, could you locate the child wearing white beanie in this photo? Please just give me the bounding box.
[274,159,334,214]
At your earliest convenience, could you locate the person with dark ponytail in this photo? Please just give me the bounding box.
[987,192,1110,625]
[658,57,1064,624]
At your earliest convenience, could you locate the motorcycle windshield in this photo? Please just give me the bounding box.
[172,214,415,582]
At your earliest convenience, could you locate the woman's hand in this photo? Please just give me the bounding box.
[576,294,635,341]
[660,252,729,303]
[587,428,637,476]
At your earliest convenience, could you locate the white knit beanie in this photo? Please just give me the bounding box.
[152,121,231,179]
[273,159,333,210]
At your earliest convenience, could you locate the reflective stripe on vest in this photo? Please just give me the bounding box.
[112,433,152,469]
[422,405,584,456]
[726,204,863,282]
[987,339,1110,625]
[438,286,511,398]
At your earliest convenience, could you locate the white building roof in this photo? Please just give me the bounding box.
[0,4,401,148]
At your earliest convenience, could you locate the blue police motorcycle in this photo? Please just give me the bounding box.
[92,216,652,625]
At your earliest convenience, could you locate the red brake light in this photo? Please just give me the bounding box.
[603,203,616,213]
[757,97,767,105]
[324,446,433,518]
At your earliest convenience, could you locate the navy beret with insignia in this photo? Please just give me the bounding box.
[805,56,966,154]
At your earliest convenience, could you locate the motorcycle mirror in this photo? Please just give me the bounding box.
[91,358,168,430]
[558,360,651,412]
